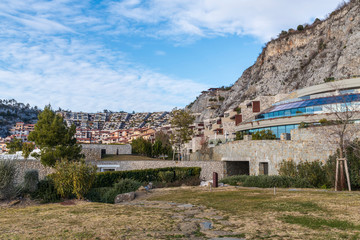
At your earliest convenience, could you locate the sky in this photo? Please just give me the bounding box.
[0,0,347,113]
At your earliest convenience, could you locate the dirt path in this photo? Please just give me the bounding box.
[117,187,246,239]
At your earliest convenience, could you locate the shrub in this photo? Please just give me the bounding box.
[324,77,335,83]
[235,131,244,141]
[52,160,97,199]
[252,130,276,140]
[87,179,141,204]
[220,175,249,186]
[23,170,39,193]
[319,118,329,126]
[279,160,329,188]
[92,167,201,188]
[158,171,175,183]
[32,178,61,203]
[298,122,309,128]
[297,25,304,31]
[220,175,311,188]
[72,161,97,199]
[85,187,112,203]
[242,175,312,188]
[0,160,17,200]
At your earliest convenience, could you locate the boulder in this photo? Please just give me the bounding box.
[114,192,135,204]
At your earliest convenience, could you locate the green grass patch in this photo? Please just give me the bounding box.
[149,189,325,215]
[281,215,360,230]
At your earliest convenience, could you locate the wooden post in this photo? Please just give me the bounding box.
[343,159,352,191]
[335,159,339,191]
[336,158,351,191]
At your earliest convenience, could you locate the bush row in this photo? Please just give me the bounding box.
[220,175,312,188]
[86,179,142,203]
[93,167,201,188]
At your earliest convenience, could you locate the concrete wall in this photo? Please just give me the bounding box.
[92,160,224,181]
[191,127,339,176]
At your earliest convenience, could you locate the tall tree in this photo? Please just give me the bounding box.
[170,109,195,160]
[28,105,83,167]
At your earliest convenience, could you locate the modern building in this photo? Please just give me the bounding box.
[236,77,360,138]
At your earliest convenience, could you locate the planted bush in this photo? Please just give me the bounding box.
[279,160,330,188]
[220,175,312,188]
[23,170,39,193]
[0,160,17,200]
[32,178,60,203]
[220,175,249,186]
[158,171,174,183]
[52,160,97,199]
[86,179,141,204]
[93,167,201,188]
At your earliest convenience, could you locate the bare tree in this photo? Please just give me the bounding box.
[312,81,360,191]
[170,109,195,161]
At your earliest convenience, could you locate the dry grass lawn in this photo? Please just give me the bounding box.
[1,186,360,239]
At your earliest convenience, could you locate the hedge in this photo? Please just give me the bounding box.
[92,167,201,188]
[220,175,313,188]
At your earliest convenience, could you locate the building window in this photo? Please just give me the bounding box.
[259,162,268,175]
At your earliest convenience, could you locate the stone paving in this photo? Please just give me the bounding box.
[120,199,245,239]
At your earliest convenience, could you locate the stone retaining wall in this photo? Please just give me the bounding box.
[81,144,132,160]
[13,160,54,184]
[191,127,339,175]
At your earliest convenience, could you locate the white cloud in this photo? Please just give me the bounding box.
[108,0,347,42]
[155,50,166,56]
[0,38,207,112]
[0,0,348,113]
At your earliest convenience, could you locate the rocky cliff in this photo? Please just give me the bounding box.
[188,0,360,121]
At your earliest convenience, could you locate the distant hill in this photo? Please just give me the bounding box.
[0,99,39,137]
[188,0,360,121]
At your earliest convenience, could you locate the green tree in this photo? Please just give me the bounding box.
[22,142,35,159]
[131,137,152,157]
[154,131,173,159]
[152,140,163,158]
[170,109,195,160]
[6,138,23,154]
[28,105,83,167]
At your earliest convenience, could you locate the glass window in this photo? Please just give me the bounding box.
[284,110,291,116]
[286,125,295,133]
[270,127,278,138]
[278,126,286,136]
[314,106,322,112]
[291,108,297,114]
[274,111,279,117]
[306,107,314,114]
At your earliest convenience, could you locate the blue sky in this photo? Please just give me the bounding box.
[0,0,346,112]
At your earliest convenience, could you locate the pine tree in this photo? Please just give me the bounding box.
[28,105,83,167]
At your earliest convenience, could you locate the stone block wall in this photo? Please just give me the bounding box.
[81,148,102,161]
[13,160,54,184]
[190,127,339,176]
[81,144,132,160]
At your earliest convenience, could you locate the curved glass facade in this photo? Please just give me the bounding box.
[256,94,360,121]
[241,124,299,139]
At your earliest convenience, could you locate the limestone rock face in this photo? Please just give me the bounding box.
[188,0,360,120]
[114,192,135,203]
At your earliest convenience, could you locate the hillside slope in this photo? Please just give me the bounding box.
[189,0,360,120]
[0,99,39,137]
